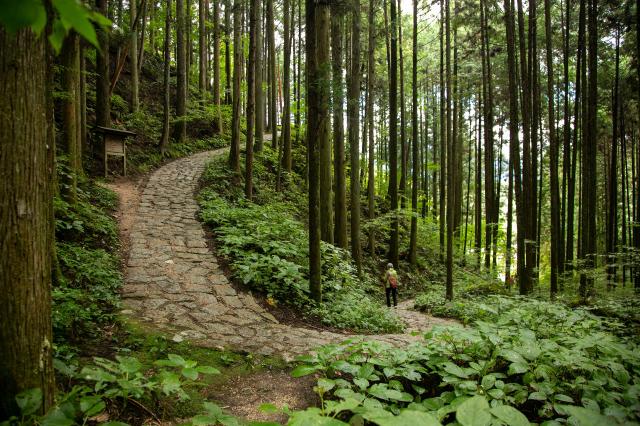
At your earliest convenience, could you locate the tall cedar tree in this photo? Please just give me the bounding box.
[332,8,347,248]
[175,0,187,143]
[388,0,399,268]
[0,24,56,418]
[367,0,376,253]
[96,0,110,126]
[281,0,293,171]
[160,0,172,153]
[349,0,362,272]
[445,0,453,300]
[229,0,242,172]
[409,0,419,265]
[254,0,263,151]
[246,0,258,198]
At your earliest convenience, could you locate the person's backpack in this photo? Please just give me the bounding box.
[388,273,398,289]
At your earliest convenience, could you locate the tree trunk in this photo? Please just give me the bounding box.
[229,0,242,171]
[367,0,376,254]
[332,11,347,248]
[267,0,276,147]
[160,0,172,153]
[398,0,407,210]
[96,0,111,127]
[246,0,258,198]
[409,0,419,265]
[349,0,362,272]
[0,24,55,418]
[307,0,328,302]
[254,0,263,151]
[61,34,80,203]
[445,0,454,301]
[224,0,232,104]
[545,0,560,296]
[131,0,139,111]
[175,0,188,143]
[200,0,209,93]
[579,0,597,298]
[438,1,446,263]
[281,0,292,172]
[389,0,399,268]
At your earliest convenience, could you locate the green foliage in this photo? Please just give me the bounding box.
[0,0,110,52]
[2,355,220,426]
[285,297,640,424]
[53,243,122,344]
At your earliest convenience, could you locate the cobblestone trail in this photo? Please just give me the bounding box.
[120,148,456,358]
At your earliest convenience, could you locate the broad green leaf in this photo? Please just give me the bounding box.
[161,372,181,395]
[52,0,98,48]
[196,365,221,375]
[354,378,369,390]
[168,353,187,366]
[317,378,335,392]
[291,364,319,377]
[481,375,496,390]
[16,388,42,417]
[373,410,441,426]
[490,405,530,426]
[442,362,469,378]
[559,405,611,426]
[182,367,199,380]
[528,392,547,401]
[508,362,529,375]
[80,395,106,417]
[191,414,219,425]
[456,395,491,426]
[116,356,142,374]
[41,408,75,426]
[325,398,361,415]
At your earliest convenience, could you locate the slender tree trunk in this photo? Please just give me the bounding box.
[349,0,362,272]
[246,0,258,198]
[307,0,328,302]
[332,11,347,248]
[0,24,55,418]
[229,0,242,171]
[367,0,376,254]
[160,0,172,153]
[199,0,208,93]
[545,0,560,296]
[409,0,419,265]
[175,0,187,143]
[224,0,232,104]
[438,2,446,262]
[254,0,263,151]
[267,0,276,147]
[475,92,482,268]
[398,0,407,210]
[96,0,111,127]
[281,0,292,172]
[131,0,139,111]
[445,0,454,300]
[61,35,80,203]
[389,0,399,267]
[319,4,334,244]
[579,0,597,298]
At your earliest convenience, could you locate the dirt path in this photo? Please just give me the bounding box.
[111,148,457,360]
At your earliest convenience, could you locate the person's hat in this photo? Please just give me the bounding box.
[387,263,393,269]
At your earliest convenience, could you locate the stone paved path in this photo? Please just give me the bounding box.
[120,148,457,358]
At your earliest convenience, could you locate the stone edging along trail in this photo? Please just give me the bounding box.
[119,148,457,359]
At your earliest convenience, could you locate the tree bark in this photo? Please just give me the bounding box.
[332,10,347,248]
[175,0,188,143]
[367,0,376,254]
[409,0,419,265]
[0,24,55,418]
[160,0,172,153]
[388,0,399,268]
[96,0,111,127]
[229,0,242,171]
[131,0,139,111]
[349,0,362,272]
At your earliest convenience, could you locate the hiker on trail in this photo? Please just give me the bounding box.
[384,263,399,307]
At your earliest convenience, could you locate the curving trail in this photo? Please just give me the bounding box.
[118,148,456,358]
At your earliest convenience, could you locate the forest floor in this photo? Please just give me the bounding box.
[106,145,459,420]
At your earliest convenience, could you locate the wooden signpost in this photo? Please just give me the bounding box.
[94,126,136,177]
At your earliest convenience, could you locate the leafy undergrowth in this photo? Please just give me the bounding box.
[285,298,640,425]
[198,150,403,333]
[53,174,123,357]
